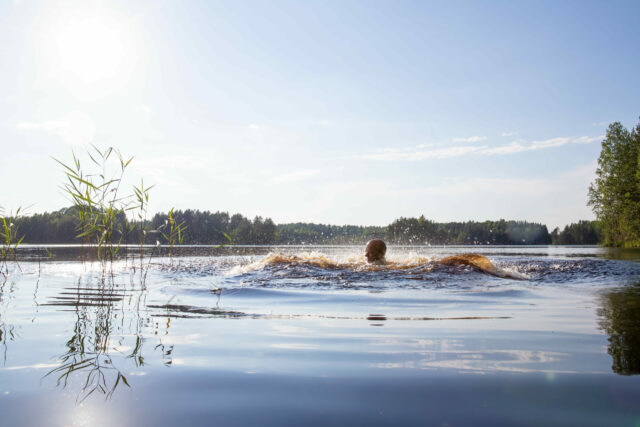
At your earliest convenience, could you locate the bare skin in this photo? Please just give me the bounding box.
[438,253,497,275]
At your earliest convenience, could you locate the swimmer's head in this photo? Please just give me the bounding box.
[365,239,387,264]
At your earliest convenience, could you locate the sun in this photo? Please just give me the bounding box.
[55,18,125,83]
[42,5,138,85]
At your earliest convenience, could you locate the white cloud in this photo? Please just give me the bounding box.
[271,169,320,183]
[452,135,486,143]
[249,124,260,129]
[529,137,572,150]
[362,134,603,162]
[136,105,153,114]
[501,131,518,137]
[573,135,603,144]
[362,145,487,161]
[371,143,434,154]
[527,135,603,150]
[481,141,528,155]
[17,111,95,145]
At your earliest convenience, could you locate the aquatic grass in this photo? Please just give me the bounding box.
[0,207,25,280]
[215,229,234,249]
[131,179,154,277]
[54,146,144,271]
[159,208,187,262]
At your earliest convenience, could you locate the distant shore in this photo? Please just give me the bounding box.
[6,207,602,246]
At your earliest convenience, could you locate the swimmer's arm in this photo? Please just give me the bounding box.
[438,254,497,274]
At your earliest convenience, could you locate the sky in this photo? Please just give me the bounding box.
[1,0,639,230]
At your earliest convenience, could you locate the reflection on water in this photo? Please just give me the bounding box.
[40,272,166,402]
[599,284,640,375]
[0,279,16,365]
[44,275,133,402]
[0,315,15,366]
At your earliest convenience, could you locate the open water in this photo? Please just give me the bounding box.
[0,245,639,426]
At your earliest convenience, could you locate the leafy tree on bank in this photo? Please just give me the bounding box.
[588,120,640,247]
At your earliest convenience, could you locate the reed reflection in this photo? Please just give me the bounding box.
[598,284,640,375]
[43,273,171,402]
[0,315,16,366]
[0,278,16,365]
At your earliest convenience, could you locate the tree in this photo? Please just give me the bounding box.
[588,120,640,246]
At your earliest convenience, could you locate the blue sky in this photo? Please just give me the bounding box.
[1,0,639,229]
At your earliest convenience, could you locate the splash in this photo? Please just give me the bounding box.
[227,251,526,279]
[438,254,528,279]
[227,252,360,275]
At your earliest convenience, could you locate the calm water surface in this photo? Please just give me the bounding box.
[1,245,639,426]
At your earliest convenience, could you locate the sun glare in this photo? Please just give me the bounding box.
[55,19,125,82]
[42,6,138,85]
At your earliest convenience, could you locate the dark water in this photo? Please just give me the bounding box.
[1,245,640,426]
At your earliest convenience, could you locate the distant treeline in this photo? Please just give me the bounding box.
[8,207,602,245]
[12,207,278,245]
[550,220,603,245]
[386,216,551,245]
[277,223,383,244]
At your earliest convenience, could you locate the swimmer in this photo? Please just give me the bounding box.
[365,239,387,264]
[364,239,499,275]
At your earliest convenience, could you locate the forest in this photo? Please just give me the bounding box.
[550,221,602,245]
[386,216,551,245]
[3,207,602,246]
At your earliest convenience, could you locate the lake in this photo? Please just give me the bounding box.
[1,245,639,426]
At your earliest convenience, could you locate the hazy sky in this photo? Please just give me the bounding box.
[1,0,639,229]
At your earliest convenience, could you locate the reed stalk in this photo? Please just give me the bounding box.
[0,207,25,279]
[159,208,187,263]
[54,146,144,272]
[132,179,154,276]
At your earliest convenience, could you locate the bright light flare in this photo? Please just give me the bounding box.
[40,5,140,86]
[55,18,126,83]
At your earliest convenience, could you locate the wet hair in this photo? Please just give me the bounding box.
[365,239,387,263]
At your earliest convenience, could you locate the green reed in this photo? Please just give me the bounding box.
[132,178,154,272]
[159,208,187,262]
[54,146,134,266]
[0,207,25,279]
